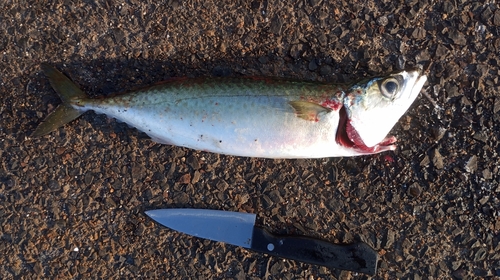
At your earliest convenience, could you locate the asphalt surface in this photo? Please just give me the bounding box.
[1,0,499,279]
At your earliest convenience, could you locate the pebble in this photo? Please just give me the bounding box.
[412,27,426,39]
[432,148,444,169]
[308,60,318,71]
[377,15,388,26]
[178,173,191,184]
[270,16,284,35]
[448,30,467,45]
[465,155,478,173]
[407,183,421,197]
[186,155,201,170]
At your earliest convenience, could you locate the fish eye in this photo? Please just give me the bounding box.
[380,78,400,99]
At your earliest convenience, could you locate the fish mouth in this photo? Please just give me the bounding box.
[335,106,397,154]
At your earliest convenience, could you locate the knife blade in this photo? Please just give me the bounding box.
[145,209,378,275]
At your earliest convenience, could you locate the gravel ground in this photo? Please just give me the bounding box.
[1,0,500,279]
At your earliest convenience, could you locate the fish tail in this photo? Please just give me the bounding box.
[32,64,88,137]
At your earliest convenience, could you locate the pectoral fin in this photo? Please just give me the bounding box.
[289,101,332,122]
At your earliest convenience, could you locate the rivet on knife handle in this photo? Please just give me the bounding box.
[250,227,378,275]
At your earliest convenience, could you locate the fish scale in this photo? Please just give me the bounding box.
[33,64,426,158]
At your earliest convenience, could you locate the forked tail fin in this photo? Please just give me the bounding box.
[32,64,88,137]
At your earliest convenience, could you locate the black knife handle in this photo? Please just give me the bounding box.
[250,227,378,275]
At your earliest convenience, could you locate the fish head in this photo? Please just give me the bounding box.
[339,68,427,153]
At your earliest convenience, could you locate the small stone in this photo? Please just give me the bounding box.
[191,170,201,183]
[186,155,200,170]
[55,147,65,155]
[473,248,487,261]
[448,30,467,45]
[140,187,152,201]
[134,223,146,236]
[442,1,454,13]
[383,229,396,248]
[48,179,60,190]
[452,261,462,270]
[412,27,426,39]
[219,42,227,53]
[269,261,282,274]
[408,183,421,197]
[472,132,488,143]
[494,10,500,26]
[269,16,283,35]
[106,196,117,208]
[430,127,446,142]
[113,28,125,43]
[262,194,273,208]
[465,156,477,173]
[377,15,388,26]
[416,50,430,64]
[131,164,145,180]
[175,192,190,204]
[432,149,444,169]
[84,172,94,185]
[177,173,191,184]
[445,83,460,98]
[435,44,448,58]
[268,189,284,203]
[308,60,318,71]
[494,97,500,114]
[481,6,493,24]
[214,179,228,190]
[478,196,489,205]
[33,262,43,274]
[420,155,430,167]
[482,169,492,180]
[166,162,176,179]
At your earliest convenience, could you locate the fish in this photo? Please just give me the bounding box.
[33,64,427,158]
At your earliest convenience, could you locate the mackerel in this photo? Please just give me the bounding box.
[33,64,426,158]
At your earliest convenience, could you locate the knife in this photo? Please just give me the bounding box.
[145,208,378,275]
